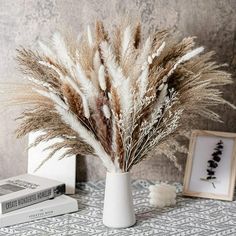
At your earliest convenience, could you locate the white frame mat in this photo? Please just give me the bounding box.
[183,130,236,201]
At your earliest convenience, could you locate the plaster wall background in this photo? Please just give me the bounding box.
[0,0,236,182]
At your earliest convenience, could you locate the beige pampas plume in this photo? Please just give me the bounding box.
[95,20,109,43]
[2,16,234,172]
[64,76,90,119]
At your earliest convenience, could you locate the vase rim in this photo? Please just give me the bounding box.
[106,171,130,176]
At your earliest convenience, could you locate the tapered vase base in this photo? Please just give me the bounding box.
[102,172,136,229]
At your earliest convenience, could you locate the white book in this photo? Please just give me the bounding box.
[0,195,78,227]
[28,131,76,194]
[0,174,65,214]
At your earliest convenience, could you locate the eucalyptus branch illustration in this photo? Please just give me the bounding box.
[201,140,224,188]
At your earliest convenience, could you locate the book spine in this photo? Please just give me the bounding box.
[1,184,65,214]
[0,198,78,227]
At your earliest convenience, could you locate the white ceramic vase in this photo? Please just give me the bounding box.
[102,172,136,228]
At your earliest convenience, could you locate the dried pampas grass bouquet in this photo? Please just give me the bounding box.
[2,17,234,228]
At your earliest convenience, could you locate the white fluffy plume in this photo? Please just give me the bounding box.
[155,41,166,58]
[138,36,152,70]
[166,46,204,78]
[75,63,98,99]
[121,25,133,58]
[87,25,93,47]
[93,50,101,73]
[98,65,106,91]
[102,104,111,119]
[100,41,133,121]
[138,67,149,98]
[38,41,56,59]
[52,32,74,70]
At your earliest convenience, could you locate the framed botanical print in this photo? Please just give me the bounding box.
[183,130,236,201]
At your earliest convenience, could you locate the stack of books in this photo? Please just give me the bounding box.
[0,174,78,227]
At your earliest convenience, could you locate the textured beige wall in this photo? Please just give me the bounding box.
[0,0,236,182]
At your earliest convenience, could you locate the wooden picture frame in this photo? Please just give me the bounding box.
[183,130,236,201]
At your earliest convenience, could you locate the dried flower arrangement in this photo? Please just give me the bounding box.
[200,140,224,188]
[3,19,234,173]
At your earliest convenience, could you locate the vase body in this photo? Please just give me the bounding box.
[103,172,136,228]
